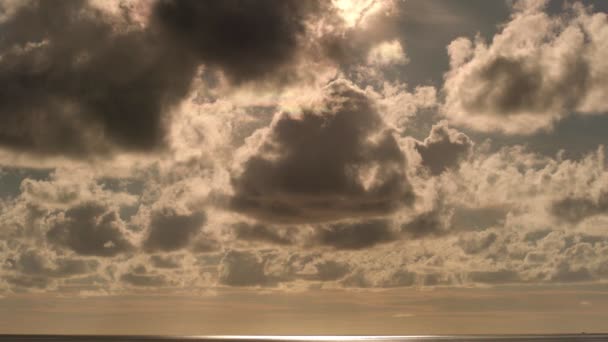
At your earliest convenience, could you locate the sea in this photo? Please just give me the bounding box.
[0,336,607,342]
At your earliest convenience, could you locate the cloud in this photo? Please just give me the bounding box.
[2,248,100,291]
[46,202,134,257]
[414,121,473,175]
[313,219,396,250]
[373,83,437,133]
[4,275,50,290]
[4,0,608,296]
[152,0,324,85]
[380,269,417,288]
[550,262,594,283]
[9,250,98,278]
[442,1,608,134]
[231,79,414,223]
[0,0,332,158]
[149,254,182,269]
[320,0,403,69]
[232,223,296,246]
[341,269,373,288]
[19,168,137,209]
[342,268,418,288]
[400,209,452,238]
[0,0,198,156]
[308,260,351,281]
[218,250,274,287]
[366,40,408,66]
[458,231,498,255]
[120,265,169,287]
[143,208,206,253]
[190,234,221,254]
[551,190,608,223]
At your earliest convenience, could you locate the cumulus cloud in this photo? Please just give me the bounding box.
[306,260,351,281]
[342,268,418,288]
[400,209,452,238]
[366,40,408,67]
[2,248,101,291]
[320,0,403,69]
[218,250,274,287]
[3,0,608,297]
[232,223,297,246]
[46,202,134,257]
[0,0,333,158]
[414,121,473,175]
[313,219,397,250]
[190,233,221,254]
[231,79,413,223]
[458,231,498,255]
[373,82,437,133]
[120,265,169,287]
[550,262,594,283]
[551,190,608,223]
[443,1,608,134]
[143,208,206,253]
[19,168,137,209]
[8,250,98,278]
[149,254,182,269]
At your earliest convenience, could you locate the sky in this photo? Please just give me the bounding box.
[1,0,608,335]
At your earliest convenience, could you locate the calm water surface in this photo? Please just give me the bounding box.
[1,336,607,342]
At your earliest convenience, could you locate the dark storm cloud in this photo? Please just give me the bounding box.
[551,190,608,223]
[314,219,396,250]
[152,0,323,84]
[0,0,198,156]
[143,208,206,253]
[0,0,327,157]
[231,79,414,223]
[46,202,134,257]
[415,121,472,175]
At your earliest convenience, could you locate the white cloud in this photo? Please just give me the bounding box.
[367,40,408,66]
[443,1,608,134]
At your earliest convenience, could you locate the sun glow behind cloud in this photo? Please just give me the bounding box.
[332,0,384,27]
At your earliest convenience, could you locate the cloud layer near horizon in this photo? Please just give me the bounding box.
[1,0,608,296]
